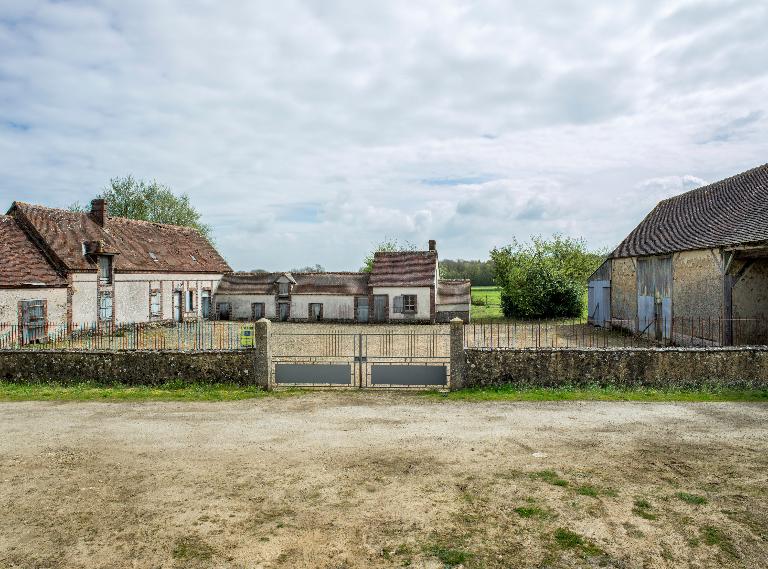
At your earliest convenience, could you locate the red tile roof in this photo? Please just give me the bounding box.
[0,215,66,288]
[369,251,437,287]
[10,202,231,274]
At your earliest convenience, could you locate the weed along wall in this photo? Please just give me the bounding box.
[0,350,269,387]
[464,347,768,390]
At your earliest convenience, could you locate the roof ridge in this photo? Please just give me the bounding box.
[661,163,768,202]
[14,202,202,233]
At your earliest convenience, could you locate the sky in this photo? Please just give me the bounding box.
[1,0,767,271]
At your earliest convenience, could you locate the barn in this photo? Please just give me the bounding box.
[590,163,768,345]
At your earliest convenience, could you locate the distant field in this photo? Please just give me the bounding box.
[470,286,504,320]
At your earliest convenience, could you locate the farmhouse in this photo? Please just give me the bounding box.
[589,163,768,345]
[5,199,231,331]
[214,240,471,323]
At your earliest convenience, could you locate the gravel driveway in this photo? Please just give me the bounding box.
[1,394,766,568]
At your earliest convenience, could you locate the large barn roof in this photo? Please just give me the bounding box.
[612,163,768,258]
[9,202,231,274]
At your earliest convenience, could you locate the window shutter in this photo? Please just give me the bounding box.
[393,295,403,313]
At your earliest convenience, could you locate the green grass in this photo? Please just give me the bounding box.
[3,382,767,403]
[470,286,504,320]
[553,528,603,555]
[632,498,657,520]
[676,492,708,506]
[425,385,768,403]
[0,382,306,402]
[531,470,569,487]
[423,544,472,566]
[514,506,550,519]
[700,525,738,557]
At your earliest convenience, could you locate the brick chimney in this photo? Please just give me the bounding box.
[90,199,107,227]
[428,239,436,252]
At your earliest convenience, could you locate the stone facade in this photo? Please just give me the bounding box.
[464,346,768,390]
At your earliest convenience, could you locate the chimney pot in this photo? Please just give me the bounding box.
[428,239,436,251]
[90,199,107,227]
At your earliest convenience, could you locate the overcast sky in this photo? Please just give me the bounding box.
[1,1,767,271]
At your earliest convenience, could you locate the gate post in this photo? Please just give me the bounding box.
[253,318,272,390]
[449,318,465,391]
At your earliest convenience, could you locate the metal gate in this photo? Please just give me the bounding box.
[272,330,450,388]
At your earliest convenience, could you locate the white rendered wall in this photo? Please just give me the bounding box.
[371,286,432,320]
[0,288,67,325]
[290,294,356,320]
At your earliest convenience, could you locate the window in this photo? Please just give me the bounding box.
[98,255,112,285]
[150,290,161,318]
[217,302,231,321]
[309,303,323,321]
[252,302,265,320]
[185,290,195,311]
[201,290,211,319]
[403,294,417,313]
[99,291,113,322]
[278,302,290,321]
[278,282,290,295]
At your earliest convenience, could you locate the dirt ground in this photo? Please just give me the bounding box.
[1,395,767,569]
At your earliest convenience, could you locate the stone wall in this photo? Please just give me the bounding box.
[465,347,768,390]
[0,349,268,386]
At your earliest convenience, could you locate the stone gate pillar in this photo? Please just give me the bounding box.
[449,317,465,391]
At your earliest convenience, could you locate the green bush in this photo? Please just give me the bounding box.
[491,235,604,319]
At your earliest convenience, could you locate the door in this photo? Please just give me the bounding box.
[637,257,672,338]
[279,302,290,321]
[173,291,182,322]
[201,290,211,319]
[373,295,388,322]
[20,300,46,344]
[217,302,231,320]
[356,297,369,323]
[588,280,611,326]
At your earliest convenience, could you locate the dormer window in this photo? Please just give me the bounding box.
[98,255,113,285]
[278,282,290,295]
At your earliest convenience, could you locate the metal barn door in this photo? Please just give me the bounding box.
[588,280,611,327]
[637,257,672,339]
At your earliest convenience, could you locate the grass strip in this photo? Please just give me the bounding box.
[0,382,306,402]
[424,385,768,402]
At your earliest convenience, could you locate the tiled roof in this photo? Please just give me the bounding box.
[293,273,369,295]
[217,272,370,296]
[216,272,276,294]
[436,279,471,305]
[612,164,768,258]
[0,215,66,288]
[369,251,437,287]
[10,202,231,273]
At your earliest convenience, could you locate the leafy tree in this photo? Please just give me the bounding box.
[490,235,606,319]
[70,175,212,241]
[439,259,494,285]
[291,264,325,273]
[360,238,417,273]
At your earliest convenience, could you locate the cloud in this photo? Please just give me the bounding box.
[0,0,766,269]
